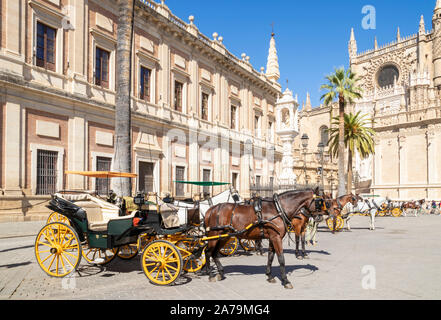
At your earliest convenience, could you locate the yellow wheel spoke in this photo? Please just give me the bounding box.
[60,252,75,269]
[40,253,55,264]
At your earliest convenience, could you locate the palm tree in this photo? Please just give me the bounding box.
[320,67,362,196]
[113,0,135,196]
[327,112,376,194]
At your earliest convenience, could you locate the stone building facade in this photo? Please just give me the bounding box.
[348,0,441,200]
[292,1,441,200]
[0,0,284,221]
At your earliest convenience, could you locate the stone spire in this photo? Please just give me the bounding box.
[419,15,425,35]
[374,36,378,50]
[266,32,280,82]
[348,28,357,60]
[397,27,401,42]
[305,92,312,111]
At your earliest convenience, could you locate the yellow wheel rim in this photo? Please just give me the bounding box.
[176,240,206,273]
[81,246,118,265]
[141,240,182,286]
[35,222,81,277]
[327,216,344,232]
[220,237,238,256]
[392,208,402,217]
[240,239,256,252]
[336,216,344,230]
[46,212,70,226]
[117,244,139,260]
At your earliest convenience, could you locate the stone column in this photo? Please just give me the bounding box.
[4,101,24,195]
[67,115,86,190]
[427,128,436,198]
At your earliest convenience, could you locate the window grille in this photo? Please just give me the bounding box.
[36,150,58,195]
[96,157,112,195]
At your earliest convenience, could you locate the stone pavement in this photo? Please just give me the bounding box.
[0,215,441,300]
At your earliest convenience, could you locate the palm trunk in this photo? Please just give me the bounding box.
[337,95,346,197]
[113,0,134,196]
[347,148,353,194]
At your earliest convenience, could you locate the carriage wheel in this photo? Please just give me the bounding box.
[391,208,403,218]
[176,240,206,273]
[46,212,70,226]
[35,222,82,277]
[117,244,139,260]
[376,210,386,217]
[239,239,256,252]
[141,240,183,286]
[326,216,344,232]
[336,216,344,231]
[219,237,238,256]
[81,245,118,265]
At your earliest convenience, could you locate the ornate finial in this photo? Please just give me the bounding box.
[271,22,275,37]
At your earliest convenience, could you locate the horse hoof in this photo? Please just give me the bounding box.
[209,276,217,282]
[216,274,225,281]
[303,255,310,260]
[284,282,294,289]
[267,277,277,284]
[296,256,303,260]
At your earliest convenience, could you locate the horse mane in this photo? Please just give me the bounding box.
[278,188,315,199]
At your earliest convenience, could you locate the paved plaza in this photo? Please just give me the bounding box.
[0,214,440,300]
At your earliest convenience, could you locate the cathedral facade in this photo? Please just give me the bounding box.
[349,1,441,200]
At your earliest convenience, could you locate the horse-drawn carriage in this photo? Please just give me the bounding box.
[35,173,263,285]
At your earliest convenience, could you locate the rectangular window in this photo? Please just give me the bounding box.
[36,22,56,72]
[203,169,211,195]
[140,67,151,102]
[175,166,185,197]
[174,81,183,112]
[96,157,112,195]
[231,106,237,130]
[139,162,154,194]
[268,121,273,141]
[95,47,110,89]
[232,172,239,190]
[256,175,261,188]
[36,150,58,195]
[201,92,209,121]
[255,115,260,137]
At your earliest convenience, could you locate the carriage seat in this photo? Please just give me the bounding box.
[55,193,134,231]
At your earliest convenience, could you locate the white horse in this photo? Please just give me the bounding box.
[344,197,388,231]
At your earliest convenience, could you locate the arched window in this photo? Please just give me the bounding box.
[320,126,329,146]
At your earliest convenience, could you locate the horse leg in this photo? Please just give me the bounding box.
[370,210,376,230]
[301,232,308,259]
[211,239,227,281]
[273,238,293,289]
[295,234,302,259]
[346,217,351,231]
[265,241,276,283]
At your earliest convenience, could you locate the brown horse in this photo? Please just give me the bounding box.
[328,194,361,234]
[203,188,319,289]
[290,195,334,259]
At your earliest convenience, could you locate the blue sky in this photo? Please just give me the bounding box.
[164,0,436,107]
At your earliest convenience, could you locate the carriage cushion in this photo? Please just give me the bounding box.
[159,203,180,229]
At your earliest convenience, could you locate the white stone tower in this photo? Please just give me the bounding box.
[275,88,299,185]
